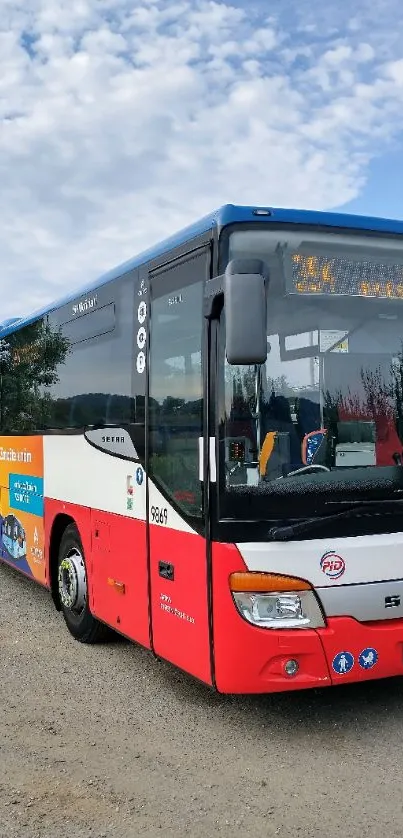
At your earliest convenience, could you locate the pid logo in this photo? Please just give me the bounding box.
[320,551,346,580]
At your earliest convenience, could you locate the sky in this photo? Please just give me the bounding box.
[1,0,403,320]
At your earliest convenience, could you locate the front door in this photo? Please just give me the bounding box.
[147,247,212,685]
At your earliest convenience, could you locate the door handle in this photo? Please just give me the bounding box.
[158,561,174,581]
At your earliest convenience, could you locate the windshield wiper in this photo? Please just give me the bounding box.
[268,499,403,541]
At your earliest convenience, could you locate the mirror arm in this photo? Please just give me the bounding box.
[204,277,224,320]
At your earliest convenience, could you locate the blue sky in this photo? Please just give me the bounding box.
[1,0,403,318]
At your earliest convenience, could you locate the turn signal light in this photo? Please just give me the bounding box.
[229,572,312,593]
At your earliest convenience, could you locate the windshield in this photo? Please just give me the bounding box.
[218,225,403,522]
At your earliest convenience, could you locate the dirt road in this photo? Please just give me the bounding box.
[1,561,403,837]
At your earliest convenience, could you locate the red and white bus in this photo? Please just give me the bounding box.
[2,203,403,693]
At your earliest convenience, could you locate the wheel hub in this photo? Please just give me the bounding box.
[58,547,87,614]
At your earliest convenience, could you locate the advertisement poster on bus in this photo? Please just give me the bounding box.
[0,436,45,583]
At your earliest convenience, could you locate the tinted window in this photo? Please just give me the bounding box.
[149,251,206,518]
[46,276,135,429]
[0,319,68,433]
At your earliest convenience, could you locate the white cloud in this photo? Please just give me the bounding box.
[385,58,403,85]
[0,0,403,319]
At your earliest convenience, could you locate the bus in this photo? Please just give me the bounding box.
[2,202,403,693]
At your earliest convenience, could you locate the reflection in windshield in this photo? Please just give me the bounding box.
[224,344,403,488]
[222,228,403,494]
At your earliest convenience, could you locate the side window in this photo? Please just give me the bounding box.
[0,319,68,434]
[46,276,135,429]
[149,251,207,518]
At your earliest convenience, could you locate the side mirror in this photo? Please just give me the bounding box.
[224,259,268,365]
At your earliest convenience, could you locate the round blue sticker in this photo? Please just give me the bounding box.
[332,651,354,675]
[358,648,378,670]
[136,467,143,486]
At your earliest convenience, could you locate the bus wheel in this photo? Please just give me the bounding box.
[57,523,111,643]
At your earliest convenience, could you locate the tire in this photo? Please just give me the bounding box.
[57,523,112,643]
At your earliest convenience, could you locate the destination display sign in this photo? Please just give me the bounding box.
[286,252,403,299]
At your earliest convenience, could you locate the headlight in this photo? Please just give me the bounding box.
[229,572,325,629]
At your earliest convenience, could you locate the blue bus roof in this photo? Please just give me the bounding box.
[2,202,403,338]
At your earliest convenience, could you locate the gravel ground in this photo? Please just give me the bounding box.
[2,561,403,838]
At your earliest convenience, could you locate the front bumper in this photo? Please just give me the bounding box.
[213,615,403,694]
[318,616,403,685]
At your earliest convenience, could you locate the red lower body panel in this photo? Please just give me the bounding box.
[148,524,212,685]
[45,499,151,649]
[45,499,211,681]
[39,507,403,693]
[90,509,150,648]
[211,543,403,693]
